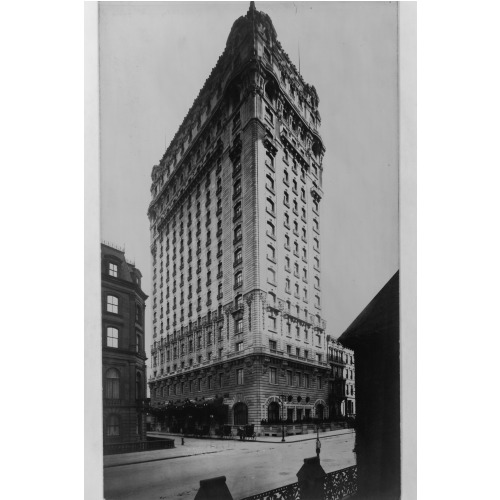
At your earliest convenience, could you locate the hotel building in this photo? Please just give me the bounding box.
[148,3,329,432]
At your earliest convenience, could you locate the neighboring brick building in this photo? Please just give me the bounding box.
[327,336,356,419]
[147,2,329,433]
[101,242,148,446]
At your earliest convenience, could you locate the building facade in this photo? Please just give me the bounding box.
[102,243,149,446]
[327,336,356,419]
[148,3,329,433]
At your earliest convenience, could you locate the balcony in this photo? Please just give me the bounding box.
[216,250,222,258]
[233,259,243,268]
[216,271,223,279]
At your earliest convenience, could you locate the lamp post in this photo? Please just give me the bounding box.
[280,394,286,442]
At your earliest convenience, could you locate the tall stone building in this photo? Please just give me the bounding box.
[148,2,329,433]
[101,243,148,448]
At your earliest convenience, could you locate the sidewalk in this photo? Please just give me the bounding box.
[103,428,354,468]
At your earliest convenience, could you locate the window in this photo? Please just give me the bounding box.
[268,315,277,330]
[235,294,243,309]
[284,191,289,205]
[235,270,242,288]
[267,198,275,214]
[285,234,290,248]
[317,376,322,389]
[234,202,242,219]
[106,414,120,436]
[234,247,242,265]
[235,318,243,334]
[267,244,275,260]
[208,375,213,389]
[266,174,275,191]
[304,373,310,388]
[106,327,118,348]
[105,368,120,399]
[269,367,277,384]
[315,295,321,307]
[219,372,224,387]
[234,224,242,241]
[286,370,293,385]
[106,295,118,314]
[109,263,118,277]
[269,339,277,351]
[236,341,243,352]
[268,267,276,284]
[237,368,244,385]
[285,278,290,293]
[234,179,242,197]
[267,220,275,237]
[284,169,289,183]
[268,291,276,305]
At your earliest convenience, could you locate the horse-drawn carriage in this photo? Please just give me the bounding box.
[237,424,256,440]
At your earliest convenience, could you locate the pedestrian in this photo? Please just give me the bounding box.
[316,437,321,459]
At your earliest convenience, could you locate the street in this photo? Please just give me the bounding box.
[103,432,356,500]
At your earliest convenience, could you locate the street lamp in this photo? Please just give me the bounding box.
[279,394,286,442]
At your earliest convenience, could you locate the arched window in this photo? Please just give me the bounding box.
[106,295,118,314]
[233,402,248,425]
[106,327,118,348]
[105,368,120,399]
[316,404,324,420]
[268,402,280,423]
[106,414,120,436]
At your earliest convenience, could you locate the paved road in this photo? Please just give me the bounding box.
[103,433,356,500]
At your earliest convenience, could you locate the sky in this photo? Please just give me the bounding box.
[99,1,400,354]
